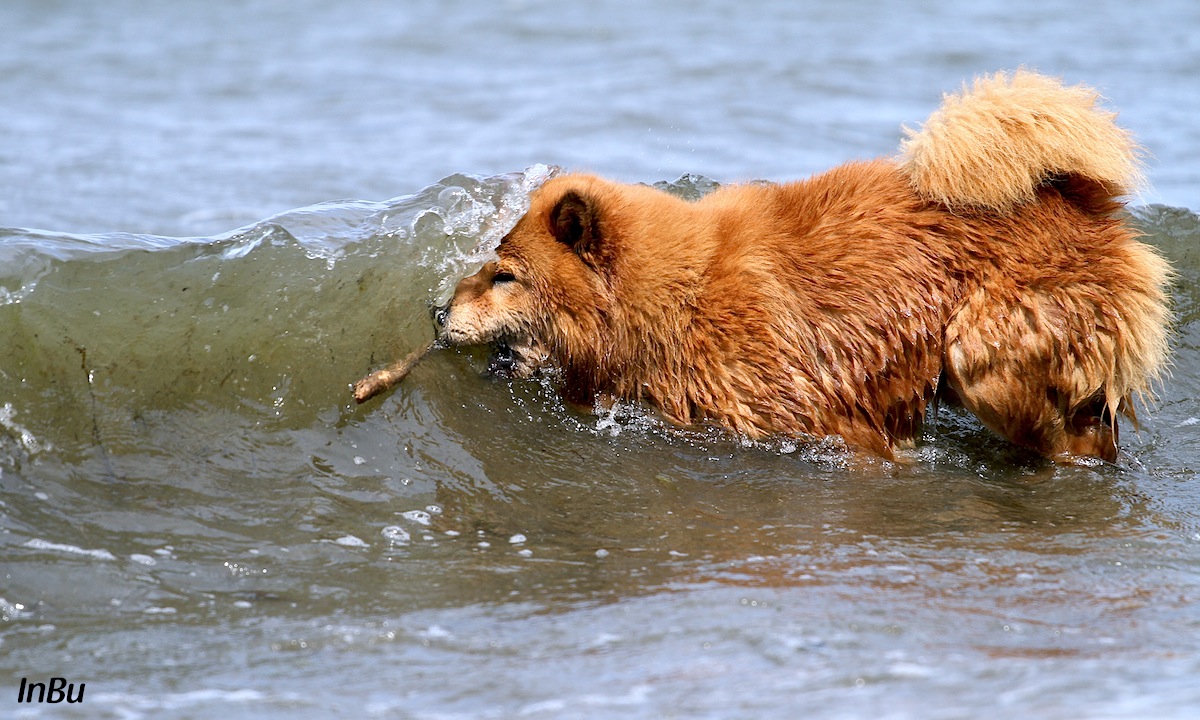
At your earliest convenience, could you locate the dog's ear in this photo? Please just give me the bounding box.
[548,190,603,265]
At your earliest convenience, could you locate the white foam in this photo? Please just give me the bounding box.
[398,510,432,526]
[0,403,52,455]
[381,526,411,544]
[0,284,34,305]
[91,688,269,711]
[22,538,116,561]
[0,598,28,621]
[334,535,369,548]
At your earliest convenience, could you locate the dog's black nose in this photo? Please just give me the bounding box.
[434,307,449,327]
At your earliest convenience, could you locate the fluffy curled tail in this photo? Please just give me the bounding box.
[899,70,1145,213]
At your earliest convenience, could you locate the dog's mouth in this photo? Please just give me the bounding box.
[486,336,550,379]
[430,305,550,379]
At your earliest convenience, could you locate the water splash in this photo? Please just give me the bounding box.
[0,403,51,455]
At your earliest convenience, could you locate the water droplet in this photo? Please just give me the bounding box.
[399,510,432,526]
[381,526,410,544]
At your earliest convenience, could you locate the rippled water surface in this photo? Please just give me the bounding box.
[2,1,1199,718]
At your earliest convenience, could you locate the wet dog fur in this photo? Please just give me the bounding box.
[438,71,1171,462]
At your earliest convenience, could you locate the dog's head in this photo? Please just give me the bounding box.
[436,175,624,381]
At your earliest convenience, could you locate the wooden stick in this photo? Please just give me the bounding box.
[353,340,438,404]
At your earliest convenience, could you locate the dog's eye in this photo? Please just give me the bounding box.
[493,271,517,284]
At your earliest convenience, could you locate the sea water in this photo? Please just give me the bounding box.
[2,1,1199,718]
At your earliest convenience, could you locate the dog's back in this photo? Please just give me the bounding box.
[688,71,1171,459]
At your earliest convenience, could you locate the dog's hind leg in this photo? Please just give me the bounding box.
[942,284,1121,462]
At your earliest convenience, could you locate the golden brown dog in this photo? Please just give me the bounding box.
[437,71,1171,461]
